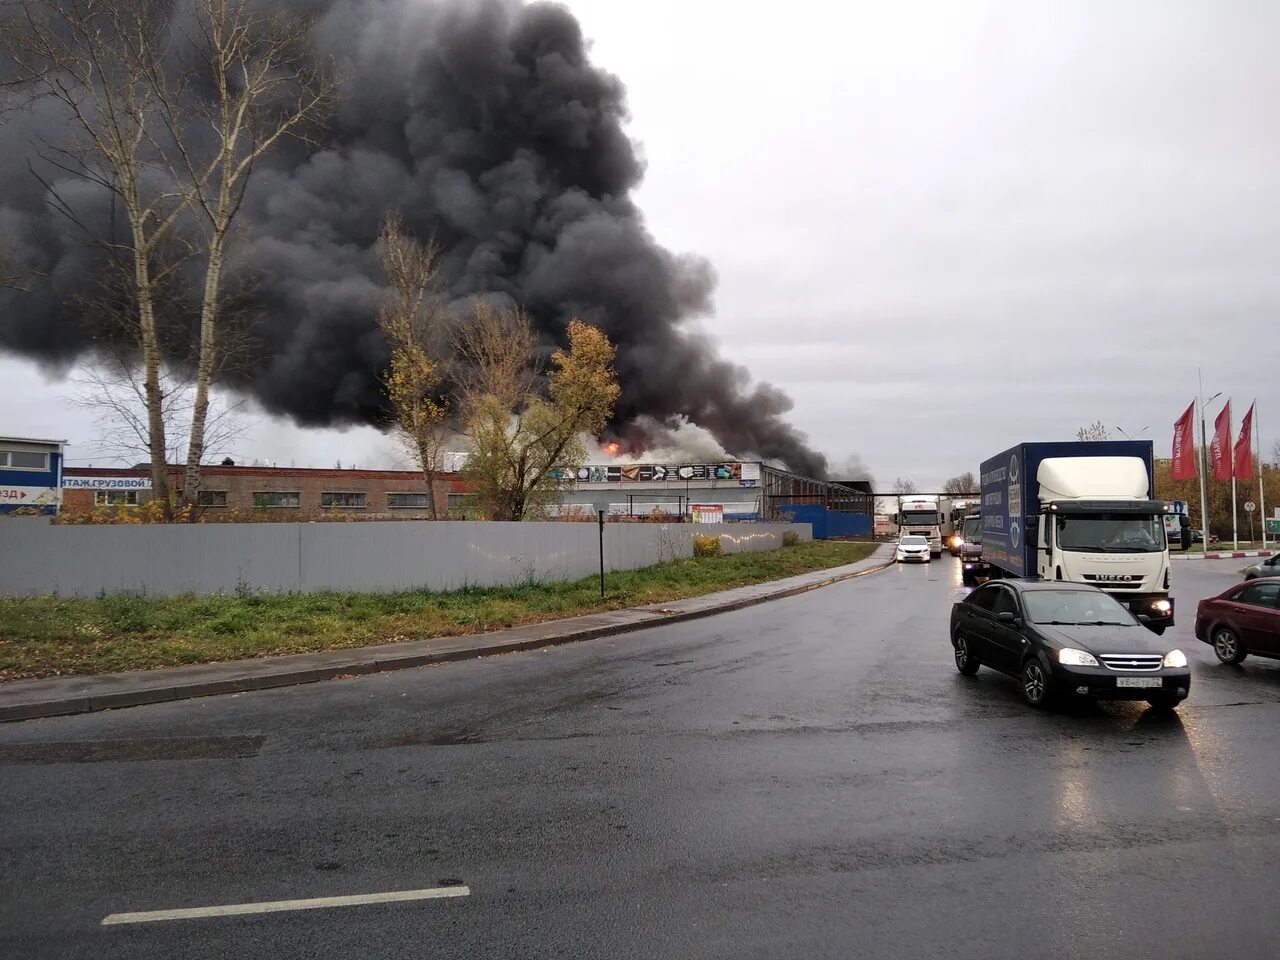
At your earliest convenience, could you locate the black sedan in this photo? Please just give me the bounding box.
[949,580,1191,710]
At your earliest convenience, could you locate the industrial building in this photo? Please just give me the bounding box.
[26,446,870,535]
[61,463,472,518]
[551,460,872,534]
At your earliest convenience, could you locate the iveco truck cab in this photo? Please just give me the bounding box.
[980,441,1183,634]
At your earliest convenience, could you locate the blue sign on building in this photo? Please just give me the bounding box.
[0,436,65,515]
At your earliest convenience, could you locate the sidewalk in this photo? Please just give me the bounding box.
[0,545,895,722]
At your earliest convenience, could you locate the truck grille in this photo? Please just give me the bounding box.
[1098,654,1164,672]
[1081,575,1143,590]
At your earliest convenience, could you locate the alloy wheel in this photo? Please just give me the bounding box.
[1023,661,1046,705]
[1214,629,1239,663]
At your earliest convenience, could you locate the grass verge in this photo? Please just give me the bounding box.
[0,540,879,681]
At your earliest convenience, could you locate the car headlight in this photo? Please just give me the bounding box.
[1153,600,1172,613]
[1162,649,1187,668]
[1057,648,1099,667]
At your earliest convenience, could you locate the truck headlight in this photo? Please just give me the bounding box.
[1153,600,1172,613]
[1058,648,1099,667]
[1163,649,1187,668]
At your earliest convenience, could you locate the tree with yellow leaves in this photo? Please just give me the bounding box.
[456,304,620,521]
[376,216,449,517]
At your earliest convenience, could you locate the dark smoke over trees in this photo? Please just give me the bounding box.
[0,0,827,476]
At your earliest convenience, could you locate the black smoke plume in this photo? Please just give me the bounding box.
[0,0,827,477]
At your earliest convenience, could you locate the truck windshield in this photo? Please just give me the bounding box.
[1055,514,1166,553]
[962,518,982,543]
[901,511,937,526]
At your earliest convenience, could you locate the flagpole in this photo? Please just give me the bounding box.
[1257,400,1268,549]
[1198,370,1211,550]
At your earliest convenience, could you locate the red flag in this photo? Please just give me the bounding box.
[1171,401,1197,480]
[1235,403,1255,479]
[1210,401,1232,481]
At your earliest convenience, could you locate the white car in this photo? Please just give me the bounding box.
[896,535,932,563]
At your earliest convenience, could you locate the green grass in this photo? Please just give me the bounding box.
[0,540,878,681]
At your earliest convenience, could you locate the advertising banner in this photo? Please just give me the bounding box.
[1234,403,1255,480]
[1171,401,1197,481]
[692,504,724,524]
[1,485,61,505]
[1210,402,1232,481]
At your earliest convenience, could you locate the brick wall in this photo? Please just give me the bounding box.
[63,466,474,518]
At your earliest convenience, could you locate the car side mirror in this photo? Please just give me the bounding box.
[1180,527,1191,551]
[1025,526,1036,548]
[1137,613,1151,624]
[997,611,1017,624]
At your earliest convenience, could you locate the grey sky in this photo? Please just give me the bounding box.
[3,0,1277,487]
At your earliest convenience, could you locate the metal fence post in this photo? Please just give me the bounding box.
[598,509,606,600]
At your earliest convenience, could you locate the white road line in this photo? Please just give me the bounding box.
[101,884,470,926]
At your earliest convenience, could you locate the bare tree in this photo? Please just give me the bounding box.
[1271,438,1280,466]
[376,215,449,517]
[69,357,249,467]
[943,471,977,495]
[1076,420,1111,441]
[175,0,333,507]
[2,0,200,510]
[892,477,918,495]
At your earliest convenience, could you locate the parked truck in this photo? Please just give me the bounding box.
[979,441,1187,634]
[897,494,953,557]
[958,512,989,584]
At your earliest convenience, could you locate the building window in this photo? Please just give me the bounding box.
[253,491,301,509]
[95,490,138,506]
[387,492,431,509]
[197,490,228,507]
[0,450,49,470]
[446,493,468,510]
[321,491,367,509]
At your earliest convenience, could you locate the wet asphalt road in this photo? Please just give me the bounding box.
[3,555,1280,959]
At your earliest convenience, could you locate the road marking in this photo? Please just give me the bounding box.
[101,884,470,926]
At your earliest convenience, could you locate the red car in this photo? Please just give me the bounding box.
[1195,577,1280,664]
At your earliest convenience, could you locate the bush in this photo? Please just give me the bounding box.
[693,534,722,557]
[782,530,801,547]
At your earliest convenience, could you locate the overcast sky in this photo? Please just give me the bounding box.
[3,0,1277,488]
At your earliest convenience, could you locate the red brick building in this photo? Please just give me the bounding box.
[62,464,473,518]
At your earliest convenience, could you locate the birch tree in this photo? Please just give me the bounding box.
[375,215,449,518]
[2,0,195,510]
[174,0,332,507]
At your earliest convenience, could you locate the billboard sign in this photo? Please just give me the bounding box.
[63,476,152,490]
[692,504,724,524]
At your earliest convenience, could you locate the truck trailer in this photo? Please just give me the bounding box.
[979,441,1184,633]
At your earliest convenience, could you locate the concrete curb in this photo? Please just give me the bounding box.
[1173,550,1274,560]
[0,546,896,723]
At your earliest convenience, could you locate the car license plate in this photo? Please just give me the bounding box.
[1116,677,1162,689]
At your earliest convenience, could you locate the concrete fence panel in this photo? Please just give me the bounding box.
[0,518,813,597]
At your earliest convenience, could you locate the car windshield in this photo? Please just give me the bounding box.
[1023,589,1136,625]
[962,518,982,544]
[900,536,927,546]
[1055,514,1166,553]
